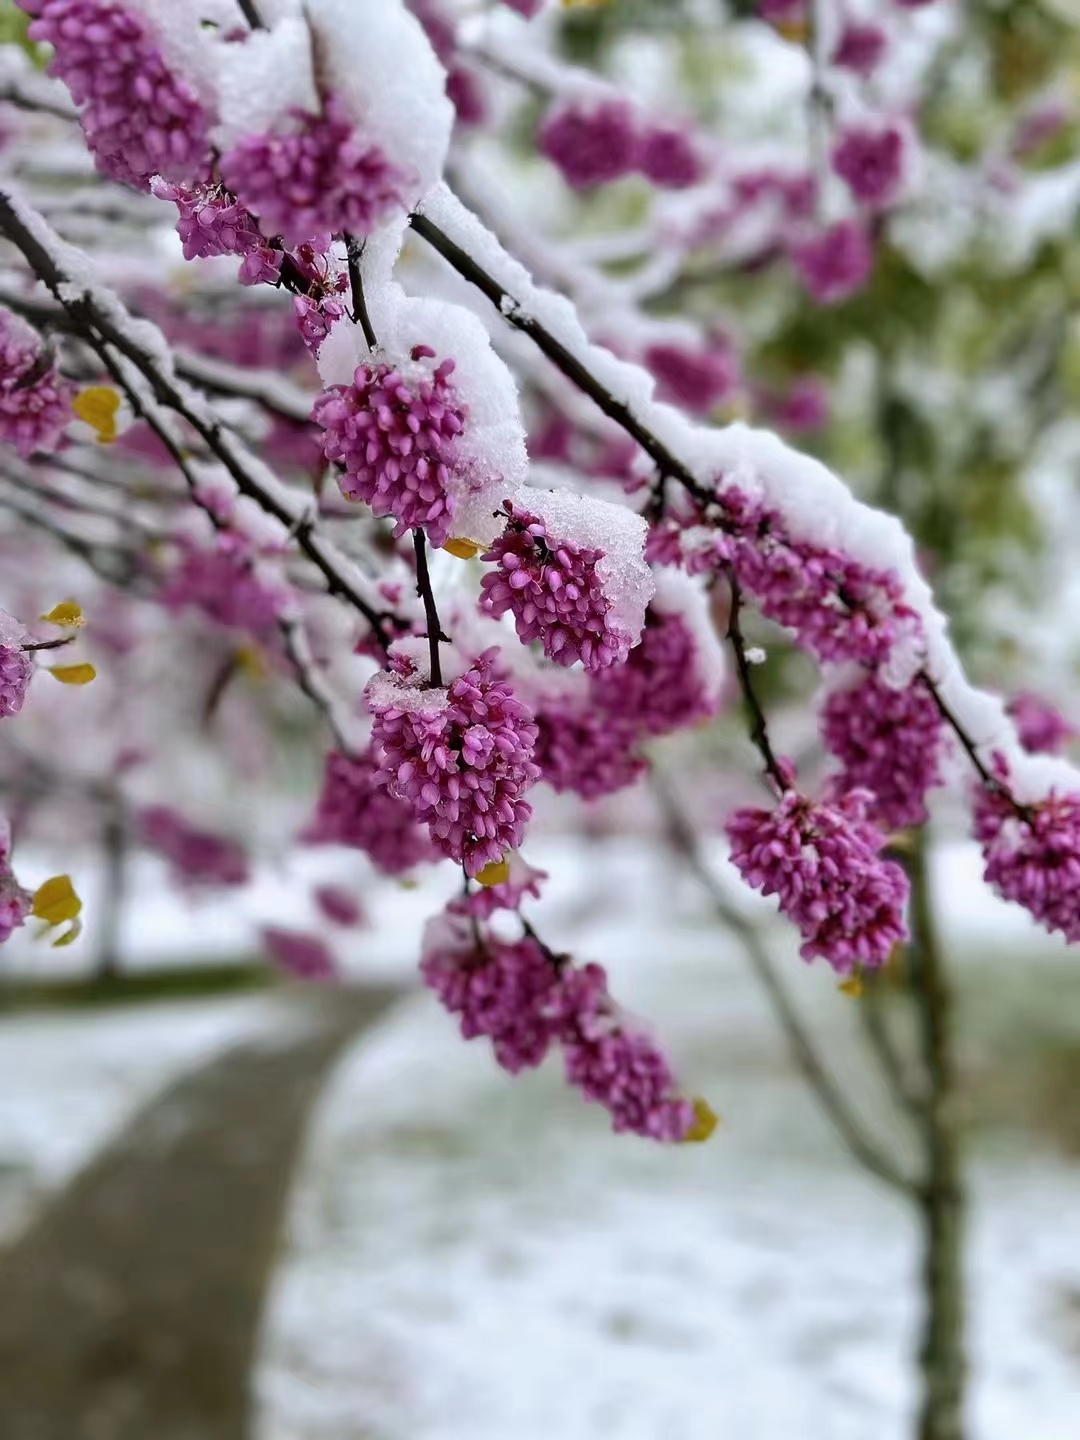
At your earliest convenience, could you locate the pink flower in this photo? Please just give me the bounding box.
[821,671,944,831]
[314,884,367,928]
[726,787,909,971]
[547,963,696,1141]
[220,93,410,247]
[532,689,648,800]
[831,23,888,75]
[313,350,467,548]
[421,910,560,1073]
[137,805,249,888]
[538,101,639,190]
[974,779,1080,942]
[591,605,721,737]
[0,608,32,717]
[637,126,703,189]
[26,0,211,190]
[791,220,874,304]
[0,869,30,944]
[263,927,337,982]
[767,375,830,433]
[151,180,266,263]
[480,502,634,673]
[160,532,286,636]
[303,748,435,875]
[832,122,907,209]
[368,650,540,877]
[0,308,73,458]
[292,295,345,355]
[1006,692,1075,756]
[644,341,738,415]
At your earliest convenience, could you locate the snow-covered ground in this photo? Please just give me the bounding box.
[0,837,1077,1436]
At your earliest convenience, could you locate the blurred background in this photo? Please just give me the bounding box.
[1,0,1080,1436]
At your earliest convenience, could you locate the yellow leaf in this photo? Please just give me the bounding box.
[48,662,96,686]
[51,916,83,949]
[71,386,121,443]
[442,537,481,560]
[683,1098,719,1144]
[476,856,510,887]
[776,19,808,42]
[234,645,265,679]
[32,874,82,927]
[39,601,85,628]
[838,974,863,998]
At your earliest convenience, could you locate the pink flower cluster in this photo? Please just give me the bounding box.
[480,502,631,672]
[832,122,907,209]
[160,532,286,637]
[532,695,648,800]
[716,488,916,667]
[538,101,702,191]
[726,787,909,971]
[832,23,888,75]
[293,295,345,356]
[137,805,249,888]
[821,671,944,831]
[974,779,1080,943]
[0,308,74,458]
[262,927,336,982]
[644,341,739,415]
[369,650,540,877]
[24,0,210,190]
[0,620,32,718]
[791,220,874,305]
[150,180,283,286]
[313,349,466,548]
[220,94,410,247]
[303,747,435,875]
[1007,692,1075,756]
[0,822,30,945]
[421,909,696,1139]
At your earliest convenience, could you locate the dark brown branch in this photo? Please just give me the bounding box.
[345,234,378,350]
[235,0,266,28]
[412,529,445,687]
[725,570,788,790]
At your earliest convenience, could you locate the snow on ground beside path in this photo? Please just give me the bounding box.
[254,841,1080,1440]
[0,992,299,1246]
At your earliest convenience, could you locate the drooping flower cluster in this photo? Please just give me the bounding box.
[480,495,650,673]
[539,101,702,191]
[24,0,211,190]
[302,747,435,875]
[821,670,944,831]
[791,220,874,305]
[0,821,30,945]
[0,308,74,458]
[832,122,907,210]
[0,609,32,718]
[532,691,648,800]
[220,93,410,247]
[313,348,467,548]
[726,787,909,972]
[973,776,1080,943]
[592,603,722,738]
[137,805,249,889]
[150,180,282,285]
[367,650,540,876]
[159,533,287,637]
[644,341,739,415]
[420,905,701,1139]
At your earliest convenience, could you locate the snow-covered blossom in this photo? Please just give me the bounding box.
[822,671,944,831]
[314,348,467,547]
[160,532,286,636]
[24,0,211,189]
[644,341,738,415]
[303,748,436,875]
[263,927,336,981]
[479,494,651,673]
[1006,692,1075,756]
[367,650,540,877]
[974,779,1080,943]
[220,93,410,247]
[547,963,697,1141]
[791,221,874,304]
[421,910,560,1073]
[726,787,909,971]
[0,609,32,717]
[538,101,639,190]
[0,308,73,458]
[137,805,249,888]
[832,122,907,209]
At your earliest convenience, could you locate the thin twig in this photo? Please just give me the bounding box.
[412,529,445,687]
[345,234,378,350]
[725,569,787,790]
